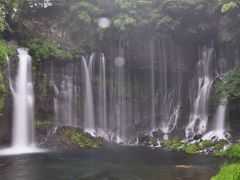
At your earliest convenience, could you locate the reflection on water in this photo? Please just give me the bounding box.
[0,146,223,180]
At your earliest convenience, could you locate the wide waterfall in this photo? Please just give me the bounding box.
[0,48,40,155]
[43,39,240,144]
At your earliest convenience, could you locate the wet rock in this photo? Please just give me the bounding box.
[138,134,148,144]
[36,126,104,150]
[193,134,202,141]
[152,131,162,139]
[145,137,158,147]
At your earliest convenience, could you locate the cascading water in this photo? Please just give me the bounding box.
[0,48,41,155]
[50,62,82,127]
[214,99,228,131]
[185,47,214,139]
[12,48,35,148]
[82,57,95,135]
[41,40,239,145]
[98,53,107,130]
[202,98,229,141]
[150,41,156,129]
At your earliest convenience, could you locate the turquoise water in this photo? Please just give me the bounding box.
[0,146,223,180]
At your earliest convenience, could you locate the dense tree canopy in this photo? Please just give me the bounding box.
[0,0,239,60]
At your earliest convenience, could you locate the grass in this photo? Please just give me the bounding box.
[211,163,240,180]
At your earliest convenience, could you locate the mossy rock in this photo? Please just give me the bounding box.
[37,126,103,150]
[63,128,102,148]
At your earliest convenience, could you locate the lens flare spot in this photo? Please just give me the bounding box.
[115,57,125,67]
[97,17,111,29]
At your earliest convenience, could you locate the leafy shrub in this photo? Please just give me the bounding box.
[0,40,14,64]
[27,38,73,62]
[214,68,240,102]
[183,144,198,154]
[163,136,181,150]
[211,164,240,180]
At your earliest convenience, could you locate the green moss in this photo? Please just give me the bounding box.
[64,129,102,148]
[163,136,181,150]
[27,38,73,62]
[183,144,198,154]
[211,164,240,180]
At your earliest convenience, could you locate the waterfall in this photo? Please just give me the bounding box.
[12,48,34,149]
[99,53,107,130]
[82,57,95,133]
[186,47,214,139]
[0,48,41,155]
[161,104,180,139]
[50,62,81,128]
[88,54,95,79]
[202,98,228,141]
[157,39,181,139]
[214,99,228,131]
[150,41,156,129]
[51,82,59,126]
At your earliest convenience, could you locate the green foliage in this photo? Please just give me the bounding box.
[64,129,101,148]
[163,136,181,150]
[69,1,102,25]
[150,12,180,32]
[200,140,215,149]
[0,40,14,64]
[214,68,240,102]
[113,13,137,32]
[0,7,5,32]
[39,74,48,96]
[183,143,198,154]
[221,1,238,13]
[0,71,6,113]
[0,72,6,95]
[214,141,228,157]
[224,143,240,159]
[26,38,73,62]
[211,164,240,180]
[34,119,51,128]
